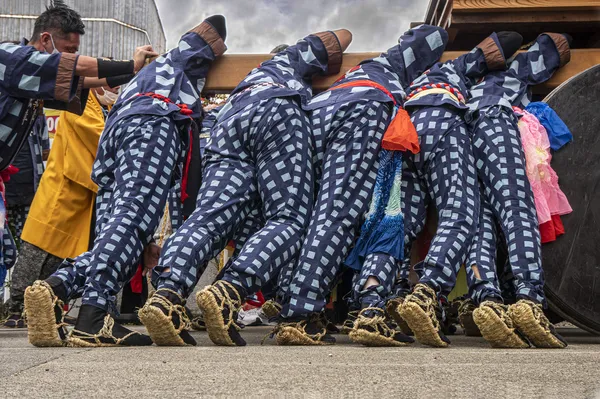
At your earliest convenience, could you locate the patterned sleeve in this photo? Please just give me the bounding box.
[0,43,80,102]
[510,33,570,87]
[453,33,506,81]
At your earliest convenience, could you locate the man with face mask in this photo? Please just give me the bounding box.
[4,85,126,328]
[25,15,228,348]
[0,1,156,290]
[0,1,157,174]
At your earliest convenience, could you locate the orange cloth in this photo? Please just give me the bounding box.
[328,80,420,154]
[381,108,420,154]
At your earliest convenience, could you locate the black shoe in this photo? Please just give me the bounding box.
[497,31,524,59]
[197,281,247,346]
[139,290,197,346]
[70,305,153,347]
[205,15,227,40]
[3,313,26,328]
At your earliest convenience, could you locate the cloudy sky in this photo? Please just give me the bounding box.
[154,0,427,53]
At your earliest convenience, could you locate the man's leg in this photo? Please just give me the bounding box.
[200,98,315,346]
[277,100,392,345]
[4,242,61,327]
[463,188,528,348]
[472,109,566,348]
[348,252,414,346]
[400,108,479,348]
[140,108,259,346]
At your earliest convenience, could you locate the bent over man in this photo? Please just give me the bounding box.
[275,25,449,346]
[140,29,352,346]
[24,15,227,347]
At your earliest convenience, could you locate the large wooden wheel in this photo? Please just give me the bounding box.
[543,64,600,335]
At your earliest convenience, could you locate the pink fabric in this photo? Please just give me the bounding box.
[518,110,572,225]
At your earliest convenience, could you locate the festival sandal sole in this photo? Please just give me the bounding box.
[196,289,236,346]
[24,283,66,347]
[139,305,187,346]
[399,302,448,348]
[508,302,567,349]
[275,326,332,346]
[68,336,119,348]
[473,306,529,348]
[349,328,409,347]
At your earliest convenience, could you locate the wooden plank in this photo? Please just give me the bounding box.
[202,49,600,93]
[454,0,600,12]
[451,10,600,25]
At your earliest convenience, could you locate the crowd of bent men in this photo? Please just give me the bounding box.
[0,4,573,350]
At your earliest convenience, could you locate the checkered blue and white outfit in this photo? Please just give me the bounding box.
[465,33,570,305]
[384,33,509,298]
[280,25,450,318]
[50,25,223,311]
[153,32,341,300]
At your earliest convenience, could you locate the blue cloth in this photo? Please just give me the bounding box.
[0,39,83,171]
[282,100,392,319]
[410,107,480,295]
[345,148,404,270]
[282,26,449,319]
[306,25,449,111]
[469,34,568,112]
[526,102,573,150]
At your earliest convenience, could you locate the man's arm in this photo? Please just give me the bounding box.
[0,43,156,102]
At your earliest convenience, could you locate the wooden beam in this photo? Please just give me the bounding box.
[203,49,600,94]
[453,0,600,12]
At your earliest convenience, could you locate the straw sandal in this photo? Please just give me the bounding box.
[190,314,206,331]
[275,314,336,346]
[23,281,68,347]
[349,307,414,347]
[196,280,246,346]
[386,297,414,336]
[508,300,567,348]
[340,310,359,335]
[261,300,282,320]
[139,289,197,346]
[399,283,451,347]
[473,301,530,348]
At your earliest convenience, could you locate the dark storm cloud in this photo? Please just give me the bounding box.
[154,0,428,53]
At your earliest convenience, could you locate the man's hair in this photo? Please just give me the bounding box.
[31,0,85,42]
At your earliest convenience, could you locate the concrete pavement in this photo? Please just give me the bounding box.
[1,326,599,398]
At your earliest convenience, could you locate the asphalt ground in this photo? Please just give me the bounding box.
[0,325,599,398]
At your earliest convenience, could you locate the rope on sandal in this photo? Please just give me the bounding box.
[70,314,139,345]
[149,288,192,333]
[355,307,398,337]
[407,284,442,332]
[209,280,244,332]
